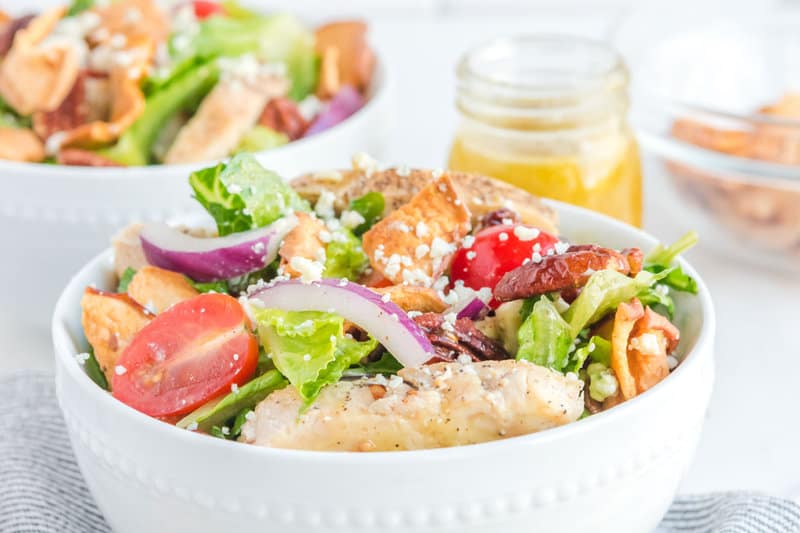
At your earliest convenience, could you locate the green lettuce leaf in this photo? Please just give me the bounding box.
[572,335,611,373]
[189,154,309,236]
[348,192,385,236]
[189,162,253,236]
[83,348,109,391]
[637,284,675,318]
[324,228,368,280]
[562,270,661,337]
[184,14,318,100]
[252,308,377,404]
[645,230,698,265]
[233,126,288,154]
[344,352,403,377]
[117,267,136,293]
[516,298,573,372]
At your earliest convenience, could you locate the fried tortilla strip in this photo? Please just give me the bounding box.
[373,285,447,313]
[127,266,199,314]
[314,21,374,93]
[0,127,44,162]
[278,212,326,278]
[362,173,471,286]
[610,298,645,400]
[0,7,79,114]
[240,359,583,451]
[291,167,559,234]
[81,288,152,381]
[164,72,288,164]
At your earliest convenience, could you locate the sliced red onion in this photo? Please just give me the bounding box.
[139,216,297,282]
[456,297,489,321]
[248,279,434,367]
[304,85,364,137]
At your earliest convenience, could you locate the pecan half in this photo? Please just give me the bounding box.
[414,313,510,364]
[477,208,520,230]
[493,244,643,302]
[57,149,123,167]
[259,97,308,141]
[33,71,89,140]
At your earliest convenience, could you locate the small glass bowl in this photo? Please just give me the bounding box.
[615,4,800,271]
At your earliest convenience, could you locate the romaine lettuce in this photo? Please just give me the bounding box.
[253,308,377,404]
[324,228,369,280]
[516,297,573,372]
[348,192,385,236]
[117,267,136,293]
[644,231,699,295]
[572,335,611,373]
[189,154,309,236]
[562,270,659,337]
[234,126,288,154]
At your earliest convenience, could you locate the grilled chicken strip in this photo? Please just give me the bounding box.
[240,359,583,451]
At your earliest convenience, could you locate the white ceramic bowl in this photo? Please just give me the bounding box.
[52,202,715,533]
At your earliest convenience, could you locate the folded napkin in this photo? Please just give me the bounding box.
[2,371,798,533]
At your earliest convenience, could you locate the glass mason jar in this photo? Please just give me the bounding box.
[448,35,642,226]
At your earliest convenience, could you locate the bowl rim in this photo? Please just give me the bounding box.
[0,58,390,179]
[52,200,715,463]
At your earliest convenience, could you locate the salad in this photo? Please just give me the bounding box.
[0,1,374,165]
[79,154,699,451]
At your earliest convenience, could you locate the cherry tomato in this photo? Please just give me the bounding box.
[193,1,224,19]
[112,293,258,418]
[450,224,558,306]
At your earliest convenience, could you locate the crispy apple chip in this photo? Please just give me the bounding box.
[81,288,152,381]
[362,173,472,286]
[610,298,644,400]
[315,21,374,93]
[127,266,199,314]
[0,127,44,162]
[0,7,79,115]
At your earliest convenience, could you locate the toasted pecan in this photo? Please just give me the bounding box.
[494,244,642,302]
[414,313,510,364]
[259,97,308,141]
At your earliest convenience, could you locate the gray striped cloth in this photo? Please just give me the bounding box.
[2,371,799,533]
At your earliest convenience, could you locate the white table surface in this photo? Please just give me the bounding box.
[1,9,798,502]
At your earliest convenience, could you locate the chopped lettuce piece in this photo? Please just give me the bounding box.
[344,352,403,377]
[563,270,660,337]
[101,61,220,165]
[189,162,253,236]
[189,279,230,294]
[0,96,31,129]
[234,126,288,154]
[587,362,619,402]
[253,308,377,404]
[645,231,698,266]
[83,349,109,391]
[348,192,385,236]
[177,369,287,432]
[220,0,259,18]
[224,153,309,227]
[324,228,368,280]
[117,267,136,293]
[189,154,309,236]
[637,284,676,318]
[185,14,318,100]
[645,264,698,294]
[516,298,573,372]
[67,0,94,16]
[572,335,611,373]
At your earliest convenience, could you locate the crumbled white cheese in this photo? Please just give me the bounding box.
[396,165,411,177]
[114,365,127,375]
[289,257,324,284]
[430,237,455,259]
[554,241,570,255]
[513,225,541,241]
[314,190,336,219]
[498,232,509,242]
[415,244,430,259]
[352,152,379,176]
[415,221,429,238]
[340,210,365,229]
[461,235,475,249]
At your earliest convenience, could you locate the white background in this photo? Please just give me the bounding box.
[1,0,799,500]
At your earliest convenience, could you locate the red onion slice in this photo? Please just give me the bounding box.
[139,216,297,282]
[456,297,489,321]
[248,279,434,367]
[304,85,364,137]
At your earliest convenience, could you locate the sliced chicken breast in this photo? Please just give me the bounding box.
[240,359,583,451]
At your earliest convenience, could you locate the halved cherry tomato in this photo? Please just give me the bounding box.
[193,1,224,19]
[112,293,258,418]
[450,224,558,306]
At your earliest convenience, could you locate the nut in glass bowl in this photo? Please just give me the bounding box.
[615,6,800,271]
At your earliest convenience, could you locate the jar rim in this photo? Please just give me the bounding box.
[456,34,626,97]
